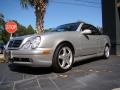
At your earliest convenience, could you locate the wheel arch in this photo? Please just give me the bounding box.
[53,41,75,55]
[104,42,111,50]
[105,43,110,47]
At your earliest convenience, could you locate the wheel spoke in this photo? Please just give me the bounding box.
[66,59,71,65]
[61,59,66,67]
[67,51,72,57]
[63,48,67,55]
[59,55,64,59]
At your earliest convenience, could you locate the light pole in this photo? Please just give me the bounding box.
[0,13,4,44]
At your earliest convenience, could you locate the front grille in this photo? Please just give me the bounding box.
[8,40,23,48]
[13,57,30,62]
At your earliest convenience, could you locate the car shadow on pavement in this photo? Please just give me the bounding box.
[73,57,103,67]
[8,57,103,75]
[8,64,53,75]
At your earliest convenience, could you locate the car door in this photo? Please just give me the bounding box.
[78,24,100,56]
[88,25,102,54]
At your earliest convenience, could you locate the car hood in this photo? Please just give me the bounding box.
[12,31,76,40]
[12,32,57,40]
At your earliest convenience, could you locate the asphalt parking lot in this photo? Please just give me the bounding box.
[0,55,120,90]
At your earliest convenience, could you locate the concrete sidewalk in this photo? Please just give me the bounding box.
[0,54,5,63]
[0,56,120,90]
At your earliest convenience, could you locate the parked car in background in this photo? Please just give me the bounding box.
[4,22,111,72]
[0,43,4,54]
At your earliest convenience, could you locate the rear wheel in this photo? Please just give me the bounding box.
[103,45,110,59]
[52,43,74,72]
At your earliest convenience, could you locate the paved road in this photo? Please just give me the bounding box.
[0,56,120,90]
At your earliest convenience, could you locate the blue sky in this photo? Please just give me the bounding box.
[0,0,102,29]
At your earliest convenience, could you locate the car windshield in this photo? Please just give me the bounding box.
[45,22,80,32]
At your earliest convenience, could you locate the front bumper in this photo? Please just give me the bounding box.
[4,48,53,67]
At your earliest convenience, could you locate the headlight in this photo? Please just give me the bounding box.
[22,36,41,49]
[31,36,41,49]
[22,40,31,49]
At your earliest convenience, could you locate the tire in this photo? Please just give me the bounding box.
[103,45,110,59]
[52,43,74,72]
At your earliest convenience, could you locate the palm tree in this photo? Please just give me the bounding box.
[20,0,49,34]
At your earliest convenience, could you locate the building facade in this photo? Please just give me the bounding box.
[102,0,120,55]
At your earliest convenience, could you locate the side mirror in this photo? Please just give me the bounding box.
[81,29,92,35]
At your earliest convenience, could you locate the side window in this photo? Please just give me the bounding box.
[81,24,90,31]
[92,28,101,35]
[87,24,101,35]
[81,24,101,35]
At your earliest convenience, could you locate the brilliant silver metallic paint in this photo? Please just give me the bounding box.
[4,23,111,67]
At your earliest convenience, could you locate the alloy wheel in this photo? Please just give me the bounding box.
[58,47,73,69]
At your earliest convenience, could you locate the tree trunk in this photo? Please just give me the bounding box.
[35,6,44,34]
[35,0,47,34]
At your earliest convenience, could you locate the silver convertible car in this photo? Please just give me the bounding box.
[4,22,111,72]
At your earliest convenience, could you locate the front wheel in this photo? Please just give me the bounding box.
[103,45,110,59]
[52,43,74,72]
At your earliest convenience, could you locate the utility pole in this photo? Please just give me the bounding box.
[0,13,4,44]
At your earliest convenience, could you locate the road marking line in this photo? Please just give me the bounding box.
[12,82,15,90]
[49,77,61,90]
[36,79,41,88]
